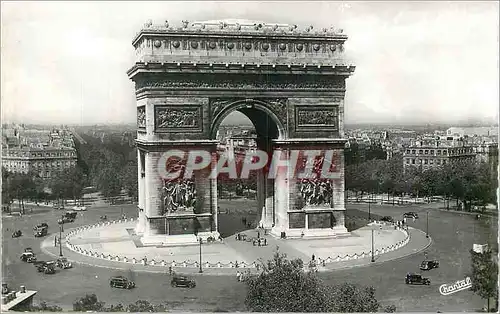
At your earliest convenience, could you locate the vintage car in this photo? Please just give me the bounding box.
[171,275,196,288]
[405,273,430,285]
[403,212,419,219]
[40,261,56,274]
[20,252,37,263]
[380,216,394,223]
[109,276,135,289]
[12,230,22,238]
[56,257,73,269]
[34,226,48,237]
[61,217,74,224]
[65,211,78,219]
[420,260,440,271]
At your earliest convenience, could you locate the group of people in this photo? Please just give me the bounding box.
[236,270,252,282]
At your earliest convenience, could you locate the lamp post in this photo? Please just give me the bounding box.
[58,219,63,257]
[368,193,371,221]
[371,228,375,262]
[198,238,203,273]
[426,210,429,238]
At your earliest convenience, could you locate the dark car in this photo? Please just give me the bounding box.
[20,252,36,263]
[171,276,196,288]
[34,226,48,237]
[403,212,419,219]
[61,217,74,224]
[64,211,77,219]
[109,276,135,289]
[12,230,22,238]
[420,260,439,271]
[41,261,56,274]
[33,223,48,230]
[405,273,430,285]
[380,216,394,223]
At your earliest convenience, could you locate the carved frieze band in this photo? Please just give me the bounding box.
[295,106,338,130]
[135,76,345,91]
[137,106,146,128]
[154,105,203,132]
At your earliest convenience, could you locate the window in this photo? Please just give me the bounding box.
[430,150,434,154]
[419,150,423,154]
[412,150,416,154]
[412,159,416,164]
[424,150,429,154]
[424,159,428,164]
[437,150,441,155]
[429,159,434,164]
[406,150,410,154]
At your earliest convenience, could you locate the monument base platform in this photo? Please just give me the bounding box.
[270,226,349,239]
[139,231,221,247]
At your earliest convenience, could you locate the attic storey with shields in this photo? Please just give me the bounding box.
[127,19,355,246]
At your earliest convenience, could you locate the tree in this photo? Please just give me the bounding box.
[73,294,105,312]
[245,252,380,312]
[121,160,138,202]
[126,300,168,312]
[470,249,498,311]
[30,301,63,312]
[329,283,380,312]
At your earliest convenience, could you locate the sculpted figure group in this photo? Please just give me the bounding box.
[162,180,197,214]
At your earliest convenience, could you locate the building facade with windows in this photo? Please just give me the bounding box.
[403,141,475,171]
[1,147,77,178]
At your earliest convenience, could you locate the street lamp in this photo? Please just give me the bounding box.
[426,210,429,238]
[198,238,203,273]
[58,218,63,257]
[371,228,375,262]
[368,194,371,221]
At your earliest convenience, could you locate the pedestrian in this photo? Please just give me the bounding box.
[54,236,57,247]
[236,271,241,281]
[312,254,315,261]
[169,266,173,275]
[264,238,267,246]
[257,231,260,239]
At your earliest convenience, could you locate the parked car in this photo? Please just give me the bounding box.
[403,212,419,219]
[20,252,37,263]
[35,261,49,272]
[380,216,394,223]
[56,257,73,269]
[109,276,135,289]
[420,260,439,271]
[12,230,22,238]
[171,276,196,288]
[405,273,430,285]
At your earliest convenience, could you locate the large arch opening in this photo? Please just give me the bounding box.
[212,100,283,237]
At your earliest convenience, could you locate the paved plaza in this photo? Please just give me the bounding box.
[40,218,421,273]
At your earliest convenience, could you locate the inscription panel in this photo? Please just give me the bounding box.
[154,105,203,133]
[295,106,338,131]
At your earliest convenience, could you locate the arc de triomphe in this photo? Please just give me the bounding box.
[127,19,355,246]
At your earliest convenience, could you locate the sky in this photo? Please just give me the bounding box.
[1,1,499,126]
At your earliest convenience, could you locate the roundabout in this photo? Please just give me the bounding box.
[40,215,428,274]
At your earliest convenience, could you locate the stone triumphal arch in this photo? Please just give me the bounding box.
[128,19,355,246]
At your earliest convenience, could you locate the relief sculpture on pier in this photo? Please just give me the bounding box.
[161,180,197,214]
[155,106,201,130]
[137,106,146,128]
[298,179,333,208]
